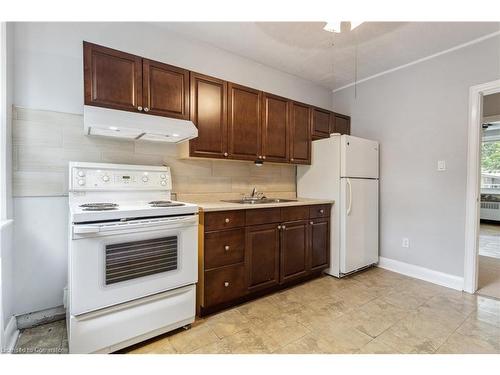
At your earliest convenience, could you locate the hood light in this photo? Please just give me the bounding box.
[172,133,180,137]
[109,126,119,131]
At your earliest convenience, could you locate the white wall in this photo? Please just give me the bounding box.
[12,22,333,315]
[332,34,500,278]
[1,22,15,349]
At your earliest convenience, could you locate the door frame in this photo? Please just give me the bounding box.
[463,79,500,293]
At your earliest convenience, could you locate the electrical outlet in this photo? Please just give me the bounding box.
[402,238,410,248]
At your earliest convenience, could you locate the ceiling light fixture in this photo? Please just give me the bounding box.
[323,21,341,33]
[323,21,364,33]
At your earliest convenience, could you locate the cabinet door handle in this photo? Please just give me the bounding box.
[310,221,314,225]
[277,225,281,230]
[137,106,143,111]
[282,224,286,229]
[144,107,149,112]
[223,152,228,157]
[290,158,294,162]
[319,209,324,214]
[224,218,230,223]
[224,245,230,251]
[224,282,230,287]
[262,156,266,160]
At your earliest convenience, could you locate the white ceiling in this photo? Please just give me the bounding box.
[154,22,500,90]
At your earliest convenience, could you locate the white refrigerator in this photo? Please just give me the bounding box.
[297,134,379,277]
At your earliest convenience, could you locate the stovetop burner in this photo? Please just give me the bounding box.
[149,200,186,208]
[79,203,119,211]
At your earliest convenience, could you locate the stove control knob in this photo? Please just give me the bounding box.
[102,175,110,182]
[160,174,166,179]
[77,170,85,177]
[142,176,149,183]
[78,179,85,186]
[160,180,167,186]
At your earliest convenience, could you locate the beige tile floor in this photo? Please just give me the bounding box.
[478,223,500,299]
[123,268,500,354]
[479,223,500,258]
[15,267,500,354]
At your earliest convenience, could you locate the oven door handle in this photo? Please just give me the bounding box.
[73,226,101,234]
[73,215,198,235]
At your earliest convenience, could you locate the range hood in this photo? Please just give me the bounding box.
[83,105,198,143]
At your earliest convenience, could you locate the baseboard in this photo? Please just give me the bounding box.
[16,305,65,330]
[3,316,19,353]
[378,257,464,291]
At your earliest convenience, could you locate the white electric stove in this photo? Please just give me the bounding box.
[67,162,198,354]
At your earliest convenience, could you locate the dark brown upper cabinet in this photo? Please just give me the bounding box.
[189,72,228,159]
[84,41,143,112]
[333,113,351,135]
[142,59,189,119]
[228,83,262,161]
[289,102,312,164]
[84,42,351,165]
[261,93,289,163]
[311,107,331,139]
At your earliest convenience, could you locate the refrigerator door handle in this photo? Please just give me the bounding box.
[346,178,352,216]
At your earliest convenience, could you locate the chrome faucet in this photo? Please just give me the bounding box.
[248,187,264,200]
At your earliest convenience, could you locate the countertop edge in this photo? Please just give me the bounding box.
[194,199,335,212]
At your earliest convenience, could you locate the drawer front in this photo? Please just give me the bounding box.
[309,204,331,219]
[205,229,245,269]
[281,206,309,222]
[204,264,246,307]
[245,208,281,226]
[204,210,245,231]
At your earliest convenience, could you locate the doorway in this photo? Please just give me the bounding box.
[464,79,500,295]
[478,100,500,299]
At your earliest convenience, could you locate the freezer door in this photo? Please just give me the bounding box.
[340,178,379,274]
[341,135,379,178]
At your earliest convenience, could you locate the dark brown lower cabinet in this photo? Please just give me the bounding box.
[204,263,246,307]
[310,218,330,271]
[280,220,309,283]
[245,223,280,292]
[198,204,331,316]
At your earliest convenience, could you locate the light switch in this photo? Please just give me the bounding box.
[437,160,446,171]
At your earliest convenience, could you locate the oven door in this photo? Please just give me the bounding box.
[69,215,198,315]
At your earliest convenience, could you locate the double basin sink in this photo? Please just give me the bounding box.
[221,198,297,205]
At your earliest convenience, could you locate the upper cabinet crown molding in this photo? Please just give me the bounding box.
[83,41,350,166]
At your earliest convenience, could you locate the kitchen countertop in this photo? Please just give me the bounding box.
[195,198,334,212]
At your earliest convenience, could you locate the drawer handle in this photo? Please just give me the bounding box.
[224,218,230,223]
[282,224,286,229]
[224,245,230,251]
[277,225,281,230]
[310,221,314,225]
[224,281,230,287]
[320,209,324,214]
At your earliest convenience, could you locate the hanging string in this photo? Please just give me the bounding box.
[354,28,359,99]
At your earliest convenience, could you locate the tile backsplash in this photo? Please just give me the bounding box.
[12,107,297,201]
